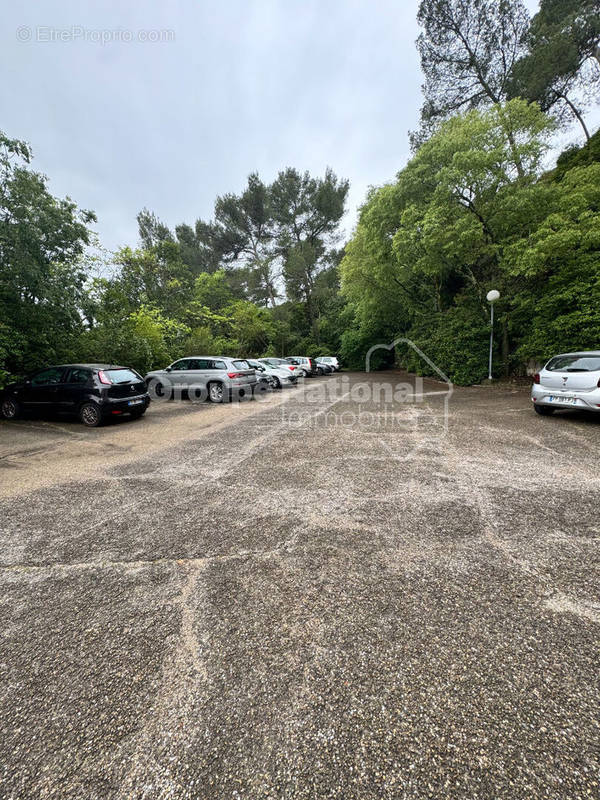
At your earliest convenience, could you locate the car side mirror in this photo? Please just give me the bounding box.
[165,366,172,372]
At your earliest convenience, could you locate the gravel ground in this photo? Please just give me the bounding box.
[0,372,598,799]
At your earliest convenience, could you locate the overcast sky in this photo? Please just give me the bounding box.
[1,0,593,253]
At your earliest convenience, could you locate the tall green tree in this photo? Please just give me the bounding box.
[508,0,600,141]
[341,100,556,382]
[0,131,95,375]
[137,208,174,249]
[271,167,349,337]
[108,242,193,319]
[209,173,279,307]
[413,0,530,147]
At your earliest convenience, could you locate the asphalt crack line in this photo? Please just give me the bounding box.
[439,433,600,625]
[79,380,352,537]
[178,566,208,680]
[112,385,355,795]
[0,545,302,578]
[543,592,600,625]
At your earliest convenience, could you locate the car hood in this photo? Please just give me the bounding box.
[144,370,169,379]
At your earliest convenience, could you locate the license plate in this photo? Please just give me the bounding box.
[548,395,576,405]
[128,398,144,406]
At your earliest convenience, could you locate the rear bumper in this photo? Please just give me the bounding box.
[229,380,258,398]
[531,385,600,411]
[103,394,151,415]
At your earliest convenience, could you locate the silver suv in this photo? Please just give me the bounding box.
[145,356,258,403]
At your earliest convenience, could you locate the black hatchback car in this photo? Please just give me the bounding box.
[0,364,150,427]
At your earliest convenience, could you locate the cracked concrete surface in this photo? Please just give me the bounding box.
[0,372,599,799]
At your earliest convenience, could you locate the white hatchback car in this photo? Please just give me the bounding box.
[317,356,340,371]
[246,359,297,389]
[532,351,600,415]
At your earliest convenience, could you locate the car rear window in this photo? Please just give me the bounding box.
[103,369,141,384]
[232,360,250,369]
[546,355,600,372]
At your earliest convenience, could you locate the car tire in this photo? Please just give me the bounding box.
[79,402,104,427]
[299,369,308,378]
[208,381,226,403]
[272,376,281,389]
[534,404,554,416]
[1,397,20,420]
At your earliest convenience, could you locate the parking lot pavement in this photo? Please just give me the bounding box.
[1,372,599,799]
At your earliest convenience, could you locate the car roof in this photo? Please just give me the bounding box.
[52,363,129,370]
[177,355,246,360]
[548,352,600,358]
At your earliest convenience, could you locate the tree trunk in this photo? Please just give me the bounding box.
[496,105,525,178]
[557,92,591,143]
[502,316,509,378]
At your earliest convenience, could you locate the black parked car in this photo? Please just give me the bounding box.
[0,364,150,427]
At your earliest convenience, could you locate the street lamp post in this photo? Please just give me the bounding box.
[486,290,500,380]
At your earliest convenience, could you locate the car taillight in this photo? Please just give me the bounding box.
[533,373,540,384]
[227,372,243,378]
[98,370,111,385]
[289,366,296,370]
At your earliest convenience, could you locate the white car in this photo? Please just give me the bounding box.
[257,358,302,380]
[532,352,600,415]
[317,356,340,371]
[246,359,297,389]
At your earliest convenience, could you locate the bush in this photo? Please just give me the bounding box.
[75,307,189,374]
[401,303,490,385]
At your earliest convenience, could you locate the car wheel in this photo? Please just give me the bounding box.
[208,381,225,403]
[1,397,20,420]
[534,404,554,416]
[272,376,281,389]
[79,402,103,427]
[299,369,308,378]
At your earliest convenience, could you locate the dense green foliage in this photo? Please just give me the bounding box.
[0,133,95,384]
[0,145,349,381]
[1,1,599,387]
[341,103,600,383]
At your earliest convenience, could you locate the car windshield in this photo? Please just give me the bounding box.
[546,355,600,373]
[104,369,141,383]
